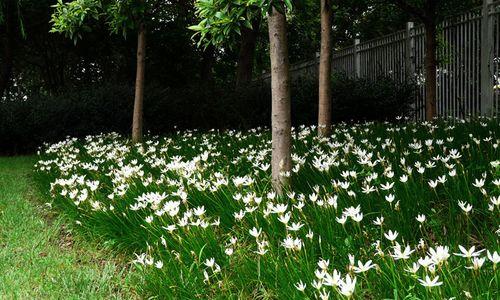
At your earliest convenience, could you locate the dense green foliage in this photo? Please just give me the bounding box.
[35,119,500,298]
[0,76,416,154]
[1,0,412,101]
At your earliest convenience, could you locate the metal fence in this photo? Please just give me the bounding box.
[263,0,500,120]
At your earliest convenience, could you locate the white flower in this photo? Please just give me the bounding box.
[490,196,500,207]
[255,247,268,256]
[428,245,450,266]
[405,262,420,273]
[416,214,426,223]
[472,178,485,188]
[204,258,215,268]
[225,248,234,256]
[336,215,348,224]
[385,194,395,204]
[326,195,338,208]
[400,174,408,183]
[271,203,288,214]
[315,269,326,279]
[353,260,376,273]
[463,291,472,299]
[487,251,500,265]
[294,280,306,292]
[380,181,394,191]
[155,260,163,269]
[323,269,342,287]
[373,216,384,226]
[362,184,377,194]
[318,258,330,270]
[311,279,322,290]
[343,205,361,217]
[391,243,415,260]
[193,206,206,216]
[286,222,304,231]
[418,256,433,268]
[454,245,485,258]
[338,274,356,297]
[249,227,262,238]
[352,213,363,223]
[458,201,473,214]
[428,180,438,189]
[318,290,330,300]
[281,235,302,251]
[384,230,399,241]
[465,257,485,270]
[418,275,443,288]
[278,212,291,224]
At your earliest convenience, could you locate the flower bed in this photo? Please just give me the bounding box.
[35,118,500,299]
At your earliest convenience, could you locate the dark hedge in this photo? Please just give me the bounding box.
[0,74,415,154]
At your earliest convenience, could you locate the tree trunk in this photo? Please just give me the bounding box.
[268,6,292,194]
[318,0,333,136]
[132,22,146,143]
[200,45,215,84]
[236,18,260,86]
[0,0,14,98]
[424,21,437,121]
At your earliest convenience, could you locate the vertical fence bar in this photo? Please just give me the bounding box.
[354,39,361,78]
[481,0,494,115]
[496,6,500,115]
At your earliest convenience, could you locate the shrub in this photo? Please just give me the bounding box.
[330,73,415,122]
[0,75,416,154]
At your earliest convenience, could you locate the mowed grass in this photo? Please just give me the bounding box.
[0,156,138,299]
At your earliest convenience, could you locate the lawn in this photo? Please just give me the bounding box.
[35,118,499,299]
[0,156,138,299]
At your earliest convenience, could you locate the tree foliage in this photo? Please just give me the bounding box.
[189,0,294,48]
[50,0,150,43]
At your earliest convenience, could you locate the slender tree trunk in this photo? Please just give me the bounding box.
[200,45,215,85]
[268,6,292,194]
[236,18,260,86]
[132,22,146,143]
[318,0,333,136]
[0,0,14,98]
[424,21,437,121]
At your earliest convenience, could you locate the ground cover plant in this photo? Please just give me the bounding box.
[35,118,499,299]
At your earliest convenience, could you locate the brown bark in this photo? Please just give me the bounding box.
[424,21,437,121]
[236,18,260,86]
[0,0,14,98]
[318,0,333,137]
[132,22,146,143]
[268,6,292,194]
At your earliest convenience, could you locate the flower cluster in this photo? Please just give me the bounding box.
[36,118,500,299]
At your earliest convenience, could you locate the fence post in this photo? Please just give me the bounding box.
[354,39,361,78]
[481,0,493,115]
[405,22,415,80]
